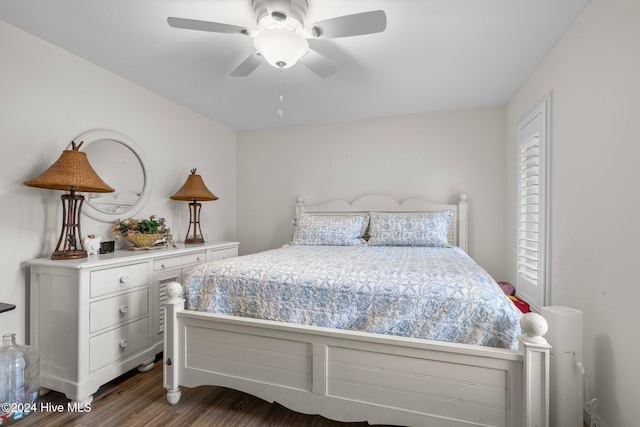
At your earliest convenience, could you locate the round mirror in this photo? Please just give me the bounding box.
[71,129,152,222]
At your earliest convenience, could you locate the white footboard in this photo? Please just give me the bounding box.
[164,283,549,427]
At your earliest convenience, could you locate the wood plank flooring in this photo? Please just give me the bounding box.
[17,355,374,427]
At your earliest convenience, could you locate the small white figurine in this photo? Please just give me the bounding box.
[84,234,102,255]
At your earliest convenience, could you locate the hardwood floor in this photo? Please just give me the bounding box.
[18,354,374,427]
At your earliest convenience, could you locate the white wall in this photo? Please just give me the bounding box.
[0,21,237,341]
[237,107,508,280]
[506,0,640,425]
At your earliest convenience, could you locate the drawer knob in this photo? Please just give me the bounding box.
[119,339,128,349]
[197,257,202,261]
[119,305,128,314]
[119,276,129,284]
[161,263,167,268]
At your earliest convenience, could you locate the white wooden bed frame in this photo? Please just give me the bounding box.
[163,193,550,427]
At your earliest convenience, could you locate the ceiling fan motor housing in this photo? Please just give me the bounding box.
[253,0,308,29]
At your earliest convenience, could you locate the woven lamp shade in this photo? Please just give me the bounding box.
[23,141,114,260]
[24,148,114,193]
[170,169,218,201]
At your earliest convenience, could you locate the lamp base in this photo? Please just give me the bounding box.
[183,202,206,245]
[51,192,88,260]
[184,237,205,245]
[51,249,88,260]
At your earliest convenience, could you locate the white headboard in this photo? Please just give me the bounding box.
[295,193,468,252]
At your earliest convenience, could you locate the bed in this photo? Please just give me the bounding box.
[163,193,551,427]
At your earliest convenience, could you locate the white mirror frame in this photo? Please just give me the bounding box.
[71,129,152,223]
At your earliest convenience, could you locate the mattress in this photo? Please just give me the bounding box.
[185,245,523,349]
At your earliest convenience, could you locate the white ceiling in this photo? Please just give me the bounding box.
[0,0,591,131]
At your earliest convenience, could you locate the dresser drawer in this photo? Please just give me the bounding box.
[208,247,238,261]
[154,251,206,271]
[89,317,149,372]
[90,263,149,298]
[89,288,148,333]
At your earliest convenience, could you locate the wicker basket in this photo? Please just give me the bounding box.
[126,233,164,248]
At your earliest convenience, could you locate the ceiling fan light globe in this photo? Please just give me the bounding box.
[253,28,309,69]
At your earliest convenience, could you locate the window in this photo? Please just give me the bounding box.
[516,95,550,311]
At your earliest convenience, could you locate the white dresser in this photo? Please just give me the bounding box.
[27,241,238,404]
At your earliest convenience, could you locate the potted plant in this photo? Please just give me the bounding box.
[112,215,174,248]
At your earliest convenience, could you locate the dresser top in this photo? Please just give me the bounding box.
[28,241,239,269]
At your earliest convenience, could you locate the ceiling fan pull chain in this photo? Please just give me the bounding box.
[279,71,284,103]
[278,70,284,118]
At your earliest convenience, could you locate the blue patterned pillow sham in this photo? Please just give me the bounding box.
[368,211,453,246]
[293,214,369,246]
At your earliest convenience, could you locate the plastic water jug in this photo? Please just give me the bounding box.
[0,333,40,424]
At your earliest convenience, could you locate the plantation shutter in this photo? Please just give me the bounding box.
[518,136,541,286]
[516,95,550,311]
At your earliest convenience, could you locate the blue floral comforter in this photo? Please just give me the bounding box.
[185,245,523,349]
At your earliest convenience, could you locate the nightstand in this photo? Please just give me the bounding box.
[27,241,238,404]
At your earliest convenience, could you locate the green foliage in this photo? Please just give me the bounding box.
[112,215,171,238]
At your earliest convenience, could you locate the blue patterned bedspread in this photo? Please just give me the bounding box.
[185,245,523,349]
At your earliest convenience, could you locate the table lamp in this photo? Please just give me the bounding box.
[170,168,218,244]
[24,141,114,260]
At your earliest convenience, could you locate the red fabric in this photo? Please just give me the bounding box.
[511,297,530,314]
[497,281,529,313]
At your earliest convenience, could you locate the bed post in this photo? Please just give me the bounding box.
[295,196,305,220]
[458,193,468,252]
[163,281,185,405]
[519,312,551,427]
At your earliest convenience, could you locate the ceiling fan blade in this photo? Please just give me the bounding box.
[230,52,263,77]
[311,10,386,39]
[167,17,249,35]
[299,49,337,78]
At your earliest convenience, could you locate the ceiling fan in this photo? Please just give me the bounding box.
[167,0,387,78]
